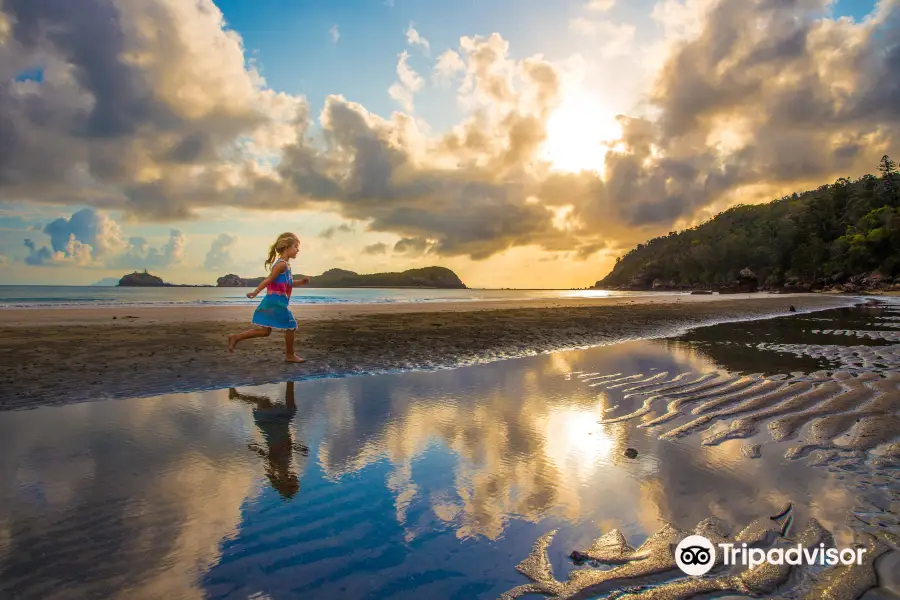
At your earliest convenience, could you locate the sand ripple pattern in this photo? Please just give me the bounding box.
[809,329,900,342]
[515,312,900,599]
[498,504,893,600]
[589,366,900,455]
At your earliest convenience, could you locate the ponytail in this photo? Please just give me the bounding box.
[264,243,278,271]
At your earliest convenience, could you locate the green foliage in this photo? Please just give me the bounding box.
[304,266,467,288]
[599,157,900,288]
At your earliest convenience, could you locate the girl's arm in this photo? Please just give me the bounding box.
[247,262,287,298]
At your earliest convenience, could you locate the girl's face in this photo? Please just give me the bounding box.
[284,241,300,259]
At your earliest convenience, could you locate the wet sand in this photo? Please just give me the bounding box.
[0,294,859,410]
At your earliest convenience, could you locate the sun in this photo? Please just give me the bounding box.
[540,93,623,174]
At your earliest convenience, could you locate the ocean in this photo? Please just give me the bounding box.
[0,285,680,309]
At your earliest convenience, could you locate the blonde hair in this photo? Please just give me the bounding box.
[265,232,299,271]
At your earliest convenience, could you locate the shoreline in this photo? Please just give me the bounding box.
[0,294,863,411]
[0,292,867,325]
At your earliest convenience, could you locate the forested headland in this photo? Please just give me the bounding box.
[596,156,900,294]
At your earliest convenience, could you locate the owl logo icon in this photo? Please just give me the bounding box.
[675,535,716,576]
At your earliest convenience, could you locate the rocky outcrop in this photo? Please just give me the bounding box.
[116,272,212,287]
[217,274,266,287]
[714,267,759,294]
[821,272,900,294]
[118,271,167,287]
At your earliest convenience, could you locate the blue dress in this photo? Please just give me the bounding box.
[251,259,297,331]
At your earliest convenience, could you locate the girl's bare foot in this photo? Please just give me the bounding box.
[285,354,306,363]
[228,334,237,352]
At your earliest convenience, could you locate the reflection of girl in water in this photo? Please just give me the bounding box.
[229,381,309,500]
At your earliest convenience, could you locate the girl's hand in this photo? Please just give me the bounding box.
[247,290,259,299]
[299,277,310,285]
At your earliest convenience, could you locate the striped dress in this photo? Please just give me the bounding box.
[251,258,297,331]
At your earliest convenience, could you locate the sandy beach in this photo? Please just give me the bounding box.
[0,293,861,410]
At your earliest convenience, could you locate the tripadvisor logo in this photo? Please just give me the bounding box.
[675,535,717,576]
[674,535,867,576]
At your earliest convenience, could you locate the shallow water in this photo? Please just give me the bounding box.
[0,304,898,599]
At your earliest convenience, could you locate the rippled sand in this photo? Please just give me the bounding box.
[498,301,900,599]
[500,506,890,600]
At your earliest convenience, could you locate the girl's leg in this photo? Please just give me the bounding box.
[284,330,305,363]
[228,327,271,351]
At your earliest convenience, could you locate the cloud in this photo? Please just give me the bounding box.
[393,237,432,257]
[117,230,186,269]
[607,0,900,228]
[569,18,636,56]
[16,208,193,270]
[434,50,465,87]
[388,51,423,112]
[363,242,388,255]
[406,23,430,54]
[318,223,355,239]
[204,233,237,270]
[586,0,615,11]
[330,24,340,43]
[41,209,124,257]
[24,235,93,266]
[20,208,118,266]
[0,0,303,219]
[3,0,900,271]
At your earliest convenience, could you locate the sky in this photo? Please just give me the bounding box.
[0,0,894,288]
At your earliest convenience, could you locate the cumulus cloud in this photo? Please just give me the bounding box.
[612,0,900,226]
[363,242,388,255]
[3,0,900,269]
[433,49,466,87]
[388,51,424,112]
[204,233,237,270]
[117,230,186,269]
[20,208,120,266]
[406,23,430,54]
[41,209,125,257]
[24,235,93,266]
[16,208,193,270]
[0,0,302,219]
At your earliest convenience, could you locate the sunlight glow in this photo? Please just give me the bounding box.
[540,93,622,174]
[543,408,614,482]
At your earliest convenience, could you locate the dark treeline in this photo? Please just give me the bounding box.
[597,155,900,290]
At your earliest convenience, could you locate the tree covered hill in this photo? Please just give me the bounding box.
[217,266,467,289]
[596,156,900,292]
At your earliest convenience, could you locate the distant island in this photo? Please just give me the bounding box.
[118,266,467,289]
[117,271,213,287]
[595,155,900,294]
[218,266,466,289]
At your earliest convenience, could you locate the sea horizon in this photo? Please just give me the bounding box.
[0,284,680,309]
